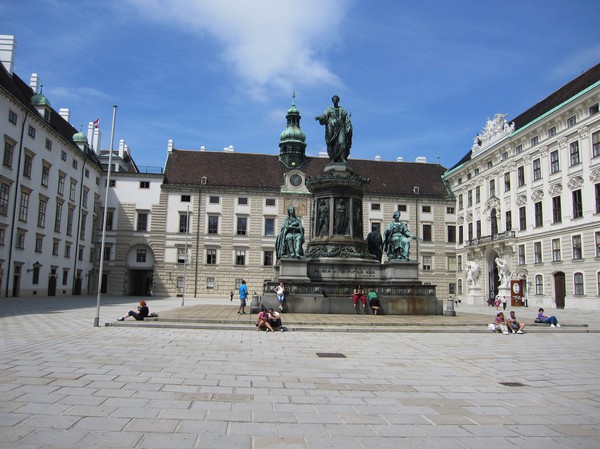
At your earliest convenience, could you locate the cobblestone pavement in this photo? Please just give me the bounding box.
[1,295,599,448]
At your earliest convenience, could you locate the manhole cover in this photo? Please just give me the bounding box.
[499,382,526,387]
[316,352,346,358]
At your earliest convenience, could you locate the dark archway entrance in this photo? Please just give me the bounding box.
[47,276,57,296]
[554,272,566,309]
[128,269,153,296]
[74,276,82,295]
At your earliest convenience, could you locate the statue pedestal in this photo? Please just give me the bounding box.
[275,258,310,282]
[465,286,483,305]
[497,286,511,304]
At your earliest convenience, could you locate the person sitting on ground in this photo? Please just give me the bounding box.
[268,308,284,332]
[367,289,381,315]
[494,312,510,334]
[353,284,366,311]
[117,300,149,321]
[506,310,525,334]
[537,308,561,327]
[256,309,274,332]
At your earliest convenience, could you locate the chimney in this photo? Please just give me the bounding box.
[59,108,70,123]
[167,139,174,153]
[118,139,125,158]
[396,156,404,162]
[374,155,381,161]
[0,35,16,75]
[29,73,39,92]
[415,156,427,163]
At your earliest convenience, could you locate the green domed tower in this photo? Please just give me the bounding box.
[279,92,307,168]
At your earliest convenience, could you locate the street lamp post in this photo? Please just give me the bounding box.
[94,105,117,327]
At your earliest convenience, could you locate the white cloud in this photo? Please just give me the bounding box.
[125,0,347,97]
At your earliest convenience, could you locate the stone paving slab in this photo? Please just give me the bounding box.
[1,295,600,448]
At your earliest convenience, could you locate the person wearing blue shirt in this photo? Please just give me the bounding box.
[238,280,248,314]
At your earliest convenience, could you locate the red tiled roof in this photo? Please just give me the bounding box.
[164,150,451,199]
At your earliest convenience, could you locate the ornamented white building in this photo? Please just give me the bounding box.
[444,62,600,310]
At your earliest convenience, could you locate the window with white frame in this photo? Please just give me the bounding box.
[504,173,511,192]
[517,166,525,186]
[567,115,577,127]
[447,255,456,271]
[458,279,463,295]
[137,212,148,232]
[177,276,184,289]
[18,191,29,222]
[532,158,541,180]
[237,216,247,235]
[264,218,275,236]
[206,248,216,265]
[534,202,543,228]
[552,238,561,262]
[208,215,218,234]
[550,150,560,173]
[570,141,580,166]
[593,131,600,157]
[595,231,600,257]
[574,272,584,295]
[535,275,543,295]
[41,164,50,187]
[596,183,600,213]
[235,250,246,266]
[136,249,147,263]
[547,126,556,137]
[422,224,432,242]
[572,189,583,218]
[422,255,432,271]
[518,244,525,265]
[37,199,46,227]
[177,247,188,264]
[519,206,526,231]
[552,196,562,223]
[534,241,542,263]
[597,272,600,295]
[263,250,274,266]
[531,135,538,146]
[475,186,481,203]
[572,235,582,260]
[178,213,188,233]
[206,277,215,289]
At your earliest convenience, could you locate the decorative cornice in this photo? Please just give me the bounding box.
[578,126,589,139]
[548,183,562,196]
[531,190,544,202]
[471,114,515,157]
[567,176,584,190]
[516,195,527,207]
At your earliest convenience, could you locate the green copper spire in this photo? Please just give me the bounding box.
[279,92,307,168]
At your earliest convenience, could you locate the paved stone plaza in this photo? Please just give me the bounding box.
[1,295,600,448]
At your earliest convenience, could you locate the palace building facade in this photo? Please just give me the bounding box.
[443,62,600,310]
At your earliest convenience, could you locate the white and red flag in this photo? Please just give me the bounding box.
[92,118,99,128]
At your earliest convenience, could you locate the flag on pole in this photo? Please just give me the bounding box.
[93,118,99,128]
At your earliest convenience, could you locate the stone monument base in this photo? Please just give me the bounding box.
[266,258,442,315]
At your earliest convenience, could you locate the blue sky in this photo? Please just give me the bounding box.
[3,0,600,170]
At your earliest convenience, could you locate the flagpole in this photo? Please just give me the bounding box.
[94,105,117,327]
[182,205,190,307]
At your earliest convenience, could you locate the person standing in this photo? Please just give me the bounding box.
[238,280,248,314]
[501,296,507,310]
[229,290,234,302]
[275,282,285,311]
